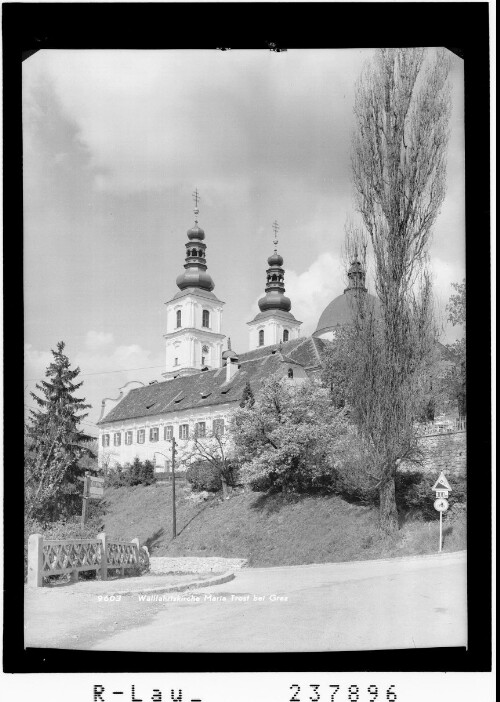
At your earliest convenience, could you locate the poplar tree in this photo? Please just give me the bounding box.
[349,48,451,531]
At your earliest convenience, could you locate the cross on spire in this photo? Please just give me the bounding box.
[272,220,280,252]
[192,188,200,209]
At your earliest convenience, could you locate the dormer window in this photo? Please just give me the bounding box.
[176,310,182,328]
[202,310,210,328]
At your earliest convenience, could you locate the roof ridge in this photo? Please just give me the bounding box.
[311,336,324,365]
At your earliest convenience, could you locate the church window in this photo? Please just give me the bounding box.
[191,249,197,257]
[149,427,159,442]
[201,356,205,366]
[137,429,145,444]
[272,274,277,281]
[288,368,294,378]
[202,309,210,328]
[164,425,173,440]
[179,424,189,440]
[113,432,121,447]
[259,329,265,346]
[213,418,225,436]
[174,357,179,366]
[195,421,206,438]
[102,434,110,448]
[283,329,289,342]
[125,431,133,445]
[176,310,182,328]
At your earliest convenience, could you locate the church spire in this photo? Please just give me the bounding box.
[176,189,215,292]
[258,221,292,313]
[344,251,367,294]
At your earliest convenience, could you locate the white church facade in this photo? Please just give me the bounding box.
[97,198,371,471]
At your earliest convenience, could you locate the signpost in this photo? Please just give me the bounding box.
[80,472,105,526]
[432,472,452,552]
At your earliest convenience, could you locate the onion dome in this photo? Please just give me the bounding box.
[187,224,205,241]
[267,252,283,267]
[176,191,215,292]
[257,221,292,313]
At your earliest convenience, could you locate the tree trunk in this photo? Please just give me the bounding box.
[221,476,228,500]
[379,473,398,533]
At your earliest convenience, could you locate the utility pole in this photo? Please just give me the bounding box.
[154,446,177,540]
[81,471,90,526]
[171,437,177,539]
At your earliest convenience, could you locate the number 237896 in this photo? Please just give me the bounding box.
[289,684,397,702]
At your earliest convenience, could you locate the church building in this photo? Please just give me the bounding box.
[97,197,371,471]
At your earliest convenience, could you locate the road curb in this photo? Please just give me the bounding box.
[243,549,467,573]
[100,571,236,597]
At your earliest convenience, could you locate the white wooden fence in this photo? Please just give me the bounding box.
[27,532,149,587]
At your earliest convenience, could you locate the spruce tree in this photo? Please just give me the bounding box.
[239,380,255,408]
[26,341,95,519]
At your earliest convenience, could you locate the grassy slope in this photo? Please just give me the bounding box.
[102,484,465,567]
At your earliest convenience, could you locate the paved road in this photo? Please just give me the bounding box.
[87,551,466,652]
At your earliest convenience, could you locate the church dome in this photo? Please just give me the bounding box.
[313,290,380,336]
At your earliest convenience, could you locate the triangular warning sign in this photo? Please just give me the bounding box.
[432,471,452,491]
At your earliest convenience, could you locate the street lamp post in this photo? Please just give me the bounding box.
[154,437,177,539]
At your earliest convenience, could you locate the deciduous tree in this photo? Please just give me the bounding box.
[348,48,451,531]
[231,375,346,494]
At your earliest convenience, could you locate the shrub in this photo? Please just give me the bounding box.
[395,470,466,520]
[186,460,222,492]
[105,459,156,488]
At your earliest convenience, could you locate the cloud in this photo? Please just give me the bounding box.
[23,50,360,195]
[85,330,114,351]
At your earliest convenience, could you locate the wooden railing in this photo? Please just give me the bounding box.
[27,532,150,588]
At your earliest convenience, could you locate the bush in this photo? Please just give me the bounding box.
[105,458,156,488]
[186,461,222,492]
[395,470,466,520]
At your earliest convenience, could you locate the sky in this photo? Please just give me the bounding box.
[23,49,465,433]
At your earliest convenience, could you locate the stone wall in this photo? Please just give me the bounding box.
[402,431,466,477]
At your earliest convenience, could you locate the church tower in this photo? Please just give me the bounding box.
[163,191,225,379]
[247,221,301,350]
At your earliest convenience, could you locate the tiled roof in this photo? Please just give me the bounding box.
[236,336,327,367]
[98,347,318,426]
[98,335,330,426]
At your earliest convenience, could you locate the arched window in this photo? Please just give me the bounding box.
[202,310,210,328]
[190,249,197,257]
[288,368,294,378]
[283,329,289,342]
[176,310,182,328]
[259,329,264,346]
[272,274,277,281]
[198,249,203,257]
